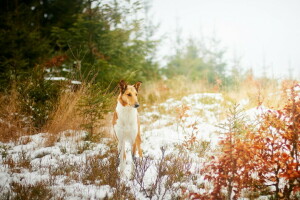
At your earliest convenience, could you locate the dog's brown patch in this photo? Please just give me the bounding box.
[112,111,118,125]
[118,95,128,107]
[112,112,119,141]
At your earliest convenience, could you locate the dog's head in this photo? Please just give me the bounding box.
[118,80,142,108]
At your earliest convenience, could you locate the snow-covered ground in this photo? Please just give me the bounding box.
[0,92,266,199]
[0,131,114,199]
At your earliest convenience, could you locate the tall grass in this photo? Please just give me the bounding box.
[43,81,115,145]
[140,76,210,106]
[0,83,33,143]
[224,77,281,109]
[0,80,114,143]
[43,87,85,134]
[140,75,285,112]
[0,75,290,143]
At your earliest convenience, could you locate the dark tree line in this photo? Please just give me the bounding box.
[0,0,159,91]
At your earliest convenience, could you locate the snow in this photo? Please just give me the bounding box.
[62,68,72,72]
[45,76,68,81]
[55,183,114,200]
[44,77,82,85]
[245,105,269,119]
[71,80,82,85]
[0,130,112,199]
[0,92,281,199]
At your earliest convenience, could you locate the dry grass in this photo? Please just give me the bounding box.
[9,181,53,200]
[140,76,283,109]
[140,76,210,107]
[140,76,284,115]
[41,87,88,147]
[0,84,34,143]
[133,148,194,199]
[43,82,115,145]
[224,77,281,109]
[0,81,114,144]
[43,87,86,135]
[0,76,292,144]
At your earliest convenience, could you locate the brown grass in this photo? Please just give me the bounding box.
[43,82,115,145]
[0,84,34,143]
[140,76,210,107]
[41,86,87,147]
[0,75,292,145]
[222,77,282,110]
[10,181,53,200]
[133,148,194,199]
[140,76,284,113]
[43,87,86,134]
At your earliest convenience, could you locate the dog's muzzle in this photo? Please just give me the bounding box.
[134,103,140,108]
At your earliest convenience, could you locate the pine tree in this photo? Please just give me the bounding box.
[0,0,84,91]
[51,0,159,89]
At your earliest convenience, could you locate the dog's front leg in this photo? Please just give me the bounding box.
[118,140,126,176]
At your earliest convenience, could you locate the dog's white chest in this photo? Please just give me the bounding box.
[114,102,138,142]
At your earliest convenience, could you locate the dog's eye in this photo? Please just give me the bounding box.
[127,93,132,97]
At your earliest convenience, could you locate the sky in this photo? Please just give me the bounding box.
[151,0,300,79]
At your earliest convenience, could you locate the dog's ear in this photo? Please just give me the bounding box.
[134,81,142,92]
[119,80,127,94]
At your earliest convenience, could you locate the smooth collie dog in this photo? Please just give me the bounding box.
[112,80,142,175]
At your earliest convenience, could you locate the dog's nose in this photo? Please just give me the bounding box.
[134,103,140,108]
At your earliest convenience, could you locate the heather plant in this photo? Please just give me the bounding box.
[133,147,193,199]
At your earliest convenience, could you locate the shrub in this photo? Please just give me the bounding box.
[77,82,112,140]
[198,84,300,199]
[18,67,61,130]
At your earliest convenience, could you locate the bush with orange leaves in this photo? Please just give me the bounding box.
[197,104,257,200]
[249,84,300,199]
[196,85,300,200]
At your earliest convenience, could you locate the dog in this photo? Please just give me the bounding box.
[112,80,142,175]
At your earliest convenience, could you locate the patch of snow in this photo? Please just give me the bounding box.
[71,80,81,85]
[44,77,81,85]
[56,183,113,200]
[62,68,72,72]
[45,77,68,81]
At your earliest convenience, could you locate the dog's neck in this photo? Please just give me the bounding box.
[116,100,138,125]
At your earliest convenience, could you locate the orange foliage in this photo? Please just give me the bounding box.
[175,105,200,151]
[213,78,222,92]
[197,83,300,199]
[43,54,68,68]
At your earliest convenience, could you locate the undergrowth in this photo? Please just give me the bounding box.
[0,76,299,199]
